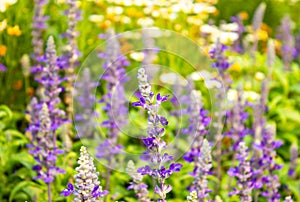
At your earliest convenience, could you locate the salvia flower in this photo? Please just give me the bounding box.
[96,29,129,160]
[63,0,81,121]
[141,29,159,77]
[74,68,98,138]
[251,125,282,201]
[187,139,212,199]
[231,15,245,53]
[225,88,251,150]
[277,15,296,71]
[228,142,253,202]
[288,143,298,177]
[36,36,66,131]
[133,68,182,201]
[31,0,49,61]
[126,160,150,202]
[61,146,108,201]
[28,104,65,184]
[209,39,231,72]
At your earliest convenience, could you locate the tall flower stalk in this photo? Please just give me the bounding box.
[132,68,182,201]
[74,68,98,138]
[96,29,130,192]
[277,15,295,71]
[251,125,282,202]
[182,90,211,199]
[61,146,108,201]
[64,0,81,125]
[209,39,231,190]
[31,0,48,62]
[28,104,65,202]
[27,36,66,201]
[126,160,150,202]
[228,142,253,202]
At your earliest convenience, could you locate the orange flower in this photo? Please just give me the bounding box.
[0,45,7,56]
[7,25,22,36]
[13,80,23,90]
[239,11,249,20]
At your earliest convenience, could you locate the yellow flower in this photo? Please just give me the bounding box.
[257,29,268,41]
[0,45,7,56]
[7,25,22,36]
[230,62,241,72]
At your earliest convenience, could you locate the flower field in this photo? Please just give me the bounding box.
[0,0,300,201]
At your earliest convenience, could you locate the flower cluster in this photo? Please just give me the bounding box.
[61,146,108,201]
[132,68,182,201]
[228,142,253,202]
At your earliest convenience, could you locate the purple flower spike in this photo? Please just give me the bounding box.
[228,142,253,202]
[132,68,182,201]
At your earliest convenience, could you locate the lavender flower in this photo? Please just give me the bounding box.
[251,125,282,201]
[252,2,266,32]
[186,139,212,199]
[288,143,298,177]
[141,29,159,77]
[61,146,108,201]
[277,15,295,71]
[231,15,245,53]
[228,142,253,202]
[96,29,130,191]
[267,39,276,68]
[133,68,182,201]
[251,2,266,56]
[74,68,98,138]
[28,104,65,202]
[37,36,66,131]
[225,88,250,150]
[209,39,231,73]
[64,0,81,123]
[31,0,49,60]
[27,36,66,202]
[126,160,150,202]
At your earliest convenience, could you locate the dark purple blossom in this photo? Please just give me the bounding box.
[209,39,231,72]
